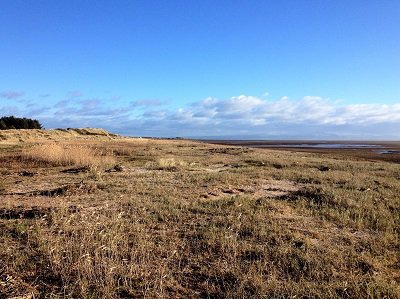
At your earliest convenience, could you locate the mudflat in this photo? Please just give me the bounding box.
[203,140,400,164]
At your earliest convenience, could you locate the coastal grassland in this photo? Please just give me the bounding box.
[0,137,399,298]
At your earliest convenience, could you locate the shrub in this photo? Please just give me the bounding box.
[0,116,43,130]
[0,116,42,130]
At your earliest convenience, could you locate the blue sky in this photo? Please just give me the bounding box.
[1,0,399,138]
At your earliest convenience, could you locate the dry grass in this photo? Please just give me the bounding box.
[156,157,188,170]
[0,134,399,298]
[0,128,121,144]
[22,142,115,169]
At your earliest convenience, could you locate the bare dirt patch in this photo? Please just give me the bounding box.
[0,206,53,219]
[4,181,97,197]
[255,179,303,197]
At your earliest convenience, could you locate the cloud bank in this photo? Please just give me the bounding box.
[1,94,399,139]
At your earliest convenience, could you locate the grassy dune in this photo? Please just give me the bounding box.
[0,128,120,144]
[0,131,399,298]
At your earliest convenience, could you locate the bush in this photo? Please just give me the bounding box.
[0,116,43,130]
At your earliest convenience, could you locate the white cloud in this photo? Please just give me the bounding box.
[177,95,400,127]
[139,94,400,138]
[2,91,399,138]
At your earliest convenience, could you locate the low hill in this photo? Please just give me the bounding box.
[0,128,122,143]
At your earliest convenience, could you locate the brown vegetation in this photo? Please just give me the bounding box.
[22,143,115,169]
[0,131,399,298]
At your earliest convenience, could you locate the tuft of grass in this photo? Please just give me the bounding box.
[155,157,187,170]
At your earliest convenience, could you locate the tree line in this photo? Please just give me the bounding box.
[0,116,43,130]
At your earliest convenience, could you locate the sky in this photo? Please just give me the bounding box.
[1,0,399,139]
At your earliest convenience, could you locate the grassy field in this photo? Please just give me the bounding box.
[0,131,399,298]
